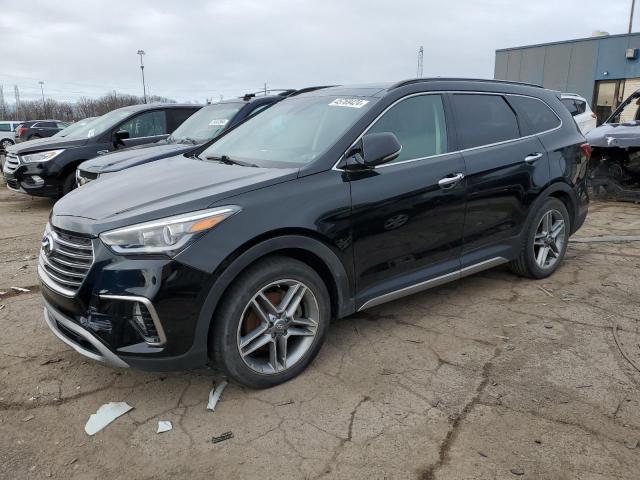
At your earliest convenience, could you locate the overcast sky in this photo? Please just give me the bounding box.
[0,0,636,104]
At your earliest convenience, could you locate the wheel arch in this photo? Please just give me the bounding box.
[194,232,354,358]
[532,180,579,234]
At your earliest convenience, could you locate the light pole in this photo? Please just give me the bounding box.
[137,50,147,103]
[631,0,636,33]
[38,81,46,117]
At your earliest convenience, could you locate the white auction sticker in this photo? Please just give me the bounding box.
[209,119,229,127]
[329,98,370,108]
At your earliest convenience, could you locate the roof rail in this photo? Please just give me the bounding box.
[287,85,338,97]
[389,78,543,90]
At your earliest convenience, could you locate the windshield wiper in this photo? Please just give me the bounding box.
[205,155,259,167]
[179,137,200,145]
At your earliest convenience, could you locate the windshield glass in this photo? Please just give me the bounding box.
[53,117,97,138]
[169,103,243,144]
[200,95,377,167]
[65,109,134,139]
[608,92,640,124]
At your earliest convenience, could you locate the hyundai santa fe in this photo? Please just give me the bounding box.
[40,78,589,388]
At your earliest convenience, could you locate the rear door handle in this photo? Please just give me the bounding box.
[438,173,465,188]
[524,153,543,164]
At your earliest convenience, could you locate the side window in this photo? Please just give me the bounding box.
[56,122,69,129]
[367,94,448,163]
[168,108,197,130]
[561,98,579,116]
[451,94,519,149]
[118,111,167,138]
[508,96,561,136]
[575,100,587,114]
[41,121,57,128]
[0,124,10,132]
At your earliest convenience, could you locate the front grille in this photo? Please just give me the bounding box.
[4,153,19,174]
[39,227,94,295]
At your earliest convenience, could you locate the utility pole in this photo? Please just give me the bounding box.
[0,86,5,120]
[137,50,147,103]
[39,81,46,117]
[264,83,267,95]
[630,0,636,33]
[417,46,424,78]
[14,85,20,120]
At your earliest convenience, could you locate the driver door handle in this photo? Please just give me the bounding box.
[438,173,465,188]
[524,153,544,164]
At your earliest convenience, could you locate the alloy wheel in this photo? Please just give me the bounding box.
[236,279,319,375]
[533,209,566,270]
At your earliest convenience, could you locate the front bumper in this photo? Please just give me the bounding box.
[39,232,214,371]
[43,300,129,368]
[4,159,61,197]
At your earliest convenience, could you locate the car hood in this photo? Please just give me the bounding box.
[52,155,298,235]
[9,136,88,154]
[586,122,640,148]
[79,143,193,173]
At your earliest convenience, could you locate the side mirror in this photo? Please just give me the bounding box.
[114,130,130,144]
[346,132,402,168]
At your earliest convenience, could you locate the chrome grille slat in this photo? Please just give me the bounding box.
[4,153,19,174]
[38,226,94,296]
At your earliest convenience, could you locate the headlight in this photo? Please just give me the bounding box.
[99,206,241,256]
[21,149,65,163]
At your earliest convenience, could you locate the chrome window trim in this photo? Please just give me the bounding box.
[99,294,167,347]
[333,90,563,171]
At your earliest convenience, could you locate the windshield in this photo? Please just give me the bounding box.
[200,95,377,167]
[608,92,640,124]
[53,117,97,138]
[168,103,243,144]
[65,109,134,139]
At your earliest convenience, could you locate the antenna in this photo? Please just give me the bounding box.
[417,46,424,78]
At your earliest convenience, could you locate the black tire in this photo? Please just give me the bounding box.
[61,171,77,197]
[211,255,331,389]
[0,139,13,151]
[510,197,571,279]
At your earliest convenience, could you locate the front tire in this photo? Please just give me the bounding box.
[60,171,77,197]
[0,139,13,151]
[211,255,331,389]
[510,197,570,279]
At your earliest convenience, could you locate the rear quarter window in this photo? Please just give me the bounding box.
[561,98,579,116]
[508,96,561,136]
[451,94,519,149]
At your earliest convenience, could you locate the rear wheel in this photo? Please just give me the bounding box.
[510,197,570,279]
[211,256,330,388]
[0,139,13,151]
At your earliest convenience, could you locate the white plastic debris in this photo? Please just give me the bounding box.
[11,287,30,293]
[157,420,172,433]
[84,402,133,436]
[207,380,228,411]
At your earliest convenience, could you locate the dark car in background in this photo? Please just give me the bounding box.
[40,79,589,388]
[15,120,70,143]
[76,92,293,186]
[3,103,200,197]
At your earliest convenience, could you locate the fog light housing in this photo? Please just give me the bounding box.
[131,302,161,344]
[26,175,44,186]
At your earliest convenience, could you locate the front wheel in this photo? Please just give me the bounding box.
[510,197,570,279]
[211,256,330,388]
[0,139,13,151]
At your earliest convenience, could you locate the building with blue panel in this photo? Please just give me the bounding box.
[495,32,640,123]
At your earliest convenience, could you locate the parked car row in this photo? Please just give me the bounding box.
[31,78,590,388]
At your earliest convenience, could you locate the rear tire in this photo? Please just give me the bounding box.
[510,197,570,279]
[211,255,331,389]
[0,139,13,151]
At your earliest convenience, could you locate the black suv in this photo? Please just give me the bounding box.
[15,120,70,143]
[76,92,294,186]
[4,104,200,197]
[40,79,589,388]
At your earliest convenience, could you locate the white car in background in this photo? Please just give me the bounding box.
[560,93,597,135]
[0,121,23,151]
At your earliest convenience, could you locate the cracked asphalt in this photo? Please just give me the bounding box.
[1,184,640,480]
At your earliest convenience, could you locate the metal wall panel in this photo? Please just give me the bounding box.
[506,51,522,80]
[543,44,572,91]
[595,37,630,80]
[494,51,509,79]
[566,41,597,104]
[517,47,545,86]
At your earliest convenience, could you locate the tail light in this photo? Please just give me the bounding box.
[580,143,592,161]
[16,127,26,137]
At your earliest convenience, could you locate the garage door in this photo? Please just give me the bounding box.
[620,78,640,123]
